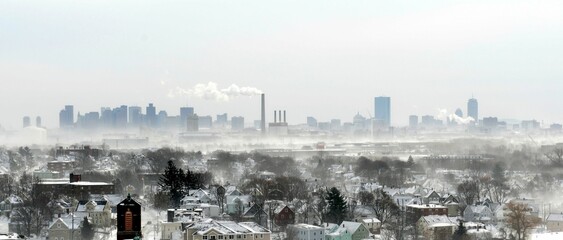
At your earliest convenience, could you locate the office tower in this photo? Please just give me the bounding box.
[100,107,113,128]
[216,113,228,127]
[261,94,266,134]
[374,96,391,127]
[455,108,463,118]
[231,116,244,131]
[35,116,41,128]
[199,116,213,129]
[180,107,194,128]
[467,98,478,123]
[23,116,30,128]
[157,111,168,128]
[59,105,74,128]
[128,106,142,126]
[82,112,100,129]
[187,114,199,132]
[330,119,341,131]
[307,117,318,128]
[409,115,419,129]
[111,105,128,128]
[146,103,156,127]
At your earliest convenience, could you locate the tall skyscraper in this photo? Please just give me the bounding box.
[35,116,41,128]
[59,105,74,128]
[307,117,318,128]
[146,103,156,127]
[409,115,418,129]
[467,98,479,123]
[231,116,244,130]
[374,96,391,127]
[128,106,142,126]
[23,116,31,128]
[180,107,194,128]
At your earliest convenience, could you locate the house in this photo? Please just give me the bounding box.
[75,200,111,227]
[291,224,324,240]
[360,218,381,234]
[463,205,494,223]
[0,195,23,217]
[546,213,563,232]
[323,223,351,240]
[423,191,441,204]
[185,220,271,240]
[417,215,456,240]
[273,205,295,229]
[339,221,369,240]
[406,204,448,224]
[226,195,252,215]
[242,204,268,227]
[160,221,183,240]
[48,216,82,240]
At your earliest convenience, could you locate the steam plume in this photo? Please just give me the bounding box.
[168,82,263,101]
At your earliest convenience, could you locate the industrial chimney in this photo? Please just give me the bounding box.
[283,110,286,123]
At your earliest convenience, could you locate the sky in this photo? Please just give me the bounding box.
[1,0,563,130]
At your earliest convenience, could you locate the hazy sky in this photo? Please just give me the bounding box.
[2,0,563,129]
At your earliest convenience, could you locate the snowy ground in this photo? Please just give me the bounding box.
[0,217,9,233]
[530,232,563,240]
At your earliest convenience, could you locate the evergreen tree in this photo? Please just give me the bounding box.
[81,217,95,240]
[325,187,347,224]
[158,160,184,207]
[452,220,470,240]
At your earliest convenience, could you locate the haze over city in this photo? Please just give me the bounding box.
[2,0,563,129]
[3,1,563,240]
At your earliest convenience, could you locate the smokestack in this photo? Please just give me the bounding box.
[278,110,282,123]
[274,110,277,123]
[283,110,286,123]
[261,94,265,134]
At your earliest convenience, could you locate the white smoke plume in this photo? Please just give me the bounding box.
[437,108,475,125]
[168,82,262,101]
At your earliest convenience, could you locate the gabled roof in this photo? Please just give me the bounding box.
[340,221,365,233]
[243,204,266,217]
[273,205,293,215]
[547,213,563,222]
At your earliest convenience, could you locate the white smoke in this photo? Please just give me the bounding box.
[168,82,262,102]
[437,108,475,125]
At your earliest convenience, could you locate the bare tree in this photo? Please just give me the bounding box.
[506,202,541,240]
[544,148,563,166]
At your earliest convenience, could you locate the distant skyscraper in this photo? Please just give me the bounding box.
[59,105,74,128]
[199,115,213,129]
[100,107,113,128]
[455,108,463,118]
[216,113,228,127]
[409,115,418,129]
[23,116,30,128]
[330,119,341,131]
[114,105,128,128]
[307,117,318,128]
[179,107,194,128]
[128,106,142,126]
[35,116,41,128]
[231,116,244,130]
[467,98,478,123]
[146,103,156,127]
[374,96,391,127]
[187,114,199,131]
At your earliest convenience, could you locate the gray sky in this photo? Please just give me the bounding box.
[1,0,563,129]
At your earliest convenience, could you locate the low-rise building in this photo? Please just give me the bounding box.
[291,223,325,240]
[339,221,369,240]
[546,213,563,232]
[185,220,271,240]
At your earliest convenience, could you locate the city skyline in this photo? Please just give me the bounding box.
[2,0,563,129]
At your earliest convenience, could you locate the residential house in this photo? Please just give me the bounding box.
[48,216,82,240]
[323,223,351,240]
[242,204,268,227]
[423,191,441,204]
[360,218,381,234]
[417,215,456,240]
[185,220,271,240]
[406,204,448,224]
[291,224,324,240]
[546,213,563,232]
[463,205,494,223]
[75,200,111,227]
[273,205,295,229]
[161,221,183,240]
[339,221,369,240]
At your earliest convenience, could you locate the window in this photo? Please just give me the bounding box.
[219,236,224,239]
[237,235,241,239]
[229,235,234,239]
[203,236,208,240]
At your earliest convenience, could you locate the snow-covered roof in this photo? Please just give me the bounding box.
[340,221,364,233]
[547,213,563,222]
